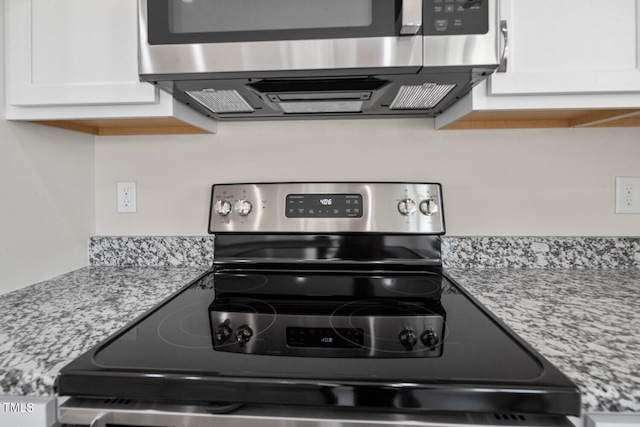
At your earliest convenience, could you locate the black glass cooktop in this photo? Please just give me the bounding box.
[56,270,580,416]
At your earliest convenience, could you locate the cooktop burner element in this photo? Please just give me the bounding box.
[56,182,580,422]
[157,300,214,349]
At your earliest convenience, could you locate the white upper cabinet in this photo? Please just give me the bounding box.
[7,0,154,107]
[491,0,640,96]
[437,0,640,129]
[4,0,216,135]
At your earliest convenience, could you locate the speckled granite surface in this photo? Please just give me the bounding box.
[0,266,638,414]
[443,237,640,269]
[89,236,640,269]
[89,236,214,267]
[0,267,208,396]
[446,268,640,413]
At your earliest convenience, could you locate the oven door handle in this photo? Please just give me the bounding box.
[400,0,423,35]
[89,411,114,427]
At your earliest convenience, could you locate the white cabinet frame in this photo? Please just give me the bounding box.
[5,0,157,108]
[490,0,640,96]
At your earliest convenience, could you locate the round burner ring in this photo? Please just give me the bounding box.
[157,301,214,349]
[157,297,278,349]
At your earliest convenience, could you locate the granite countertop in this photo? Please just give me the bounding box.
[0,266,638,415]
[0,267,209,396]
[446,268,640,413]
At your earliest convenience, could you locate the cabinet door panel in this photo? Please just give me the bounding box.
[490,0,640,95]
[6,0,157,107]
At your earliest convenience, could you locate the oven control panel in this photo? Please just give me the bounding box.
[209,182,445,234]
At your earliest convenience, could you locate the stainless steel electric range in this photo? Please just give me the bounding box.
[56,182,581,427]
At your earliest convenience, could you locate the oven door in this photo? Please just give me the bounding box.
[139,0,424,76]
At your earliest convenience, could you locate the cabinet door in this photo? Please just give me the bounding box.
[490,0,640,95]
[5,0,157,107]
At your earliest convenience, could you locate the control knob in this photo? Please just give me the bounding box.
[214,324,232,344]
[235,325,254,346]
[235,199,253,216]
[419,198,439,216]
[420,329,440,349]
[214,199,232,216]
[399,329,418,350]
[398,199,417,216]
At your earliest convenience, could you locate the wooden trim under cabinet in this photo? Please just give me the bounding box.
[440,109,640,130]
[33,118,214,136]
[32,110,640,134]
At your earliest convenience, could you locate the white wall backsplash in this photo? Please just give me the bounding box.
[0,122,95,294]
[0,3,95,295]
[95,119,640,237]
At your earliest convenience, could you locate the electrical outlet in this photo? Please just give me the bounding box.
[117,181,137,213]
[615,177,640,214]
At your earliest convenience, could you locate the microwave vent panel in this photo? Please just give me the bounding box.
[279,101,364,114]
[390,84,456,110]
[186,89,255,113]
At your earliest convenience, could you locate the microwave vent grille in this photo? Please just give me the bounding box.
[186,89,255,113]
[390,83,456,110]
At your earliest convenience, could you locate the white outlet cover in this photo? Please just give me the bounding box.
[117,181,137,213]
[615,177,640,214]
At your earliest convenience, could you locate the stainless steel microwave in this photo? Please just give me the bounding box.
[138,0,501,120]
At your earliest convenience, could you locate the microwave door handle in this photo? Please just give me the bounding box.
[497,19,509,72]
[400,0,423,35]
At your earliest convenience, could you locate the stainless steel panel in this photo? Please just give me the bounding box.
[140,0,499,75]
[423,0,500,67]
[58,398,577,427]
[139,0,422,76]
[209,183,445,234]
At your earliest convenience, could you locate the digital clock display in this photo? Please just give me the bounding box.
[287,327,364,348]
[286,194,363,218]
